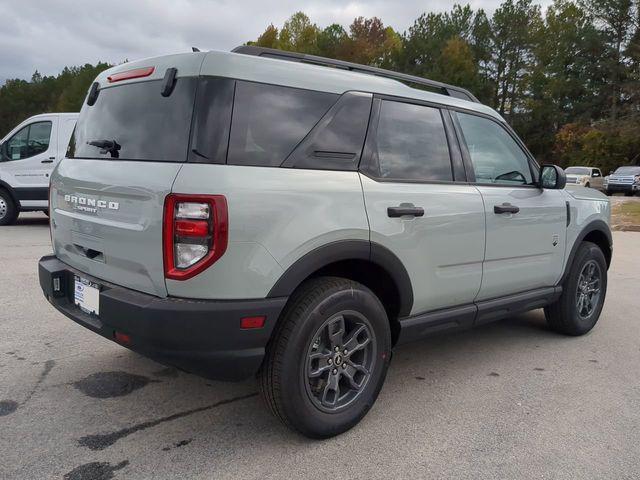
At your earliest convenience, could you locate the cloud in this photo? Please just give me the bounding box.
[0,0,553,81]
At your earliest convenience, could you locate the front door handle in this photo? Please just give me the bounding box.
[41,158,54,164]
[387,204,425,218]
[494,203,520,214]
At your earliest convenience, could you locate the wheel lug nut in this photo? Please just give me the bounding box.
[332,369,338,375]
[343,349,348,355]
[342,363,347,369]
[335,347,339,352]
[328,358,332,365]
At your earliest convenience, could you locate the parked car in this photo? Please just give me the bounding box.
[38,47,612,438]
[0,113,78,225]
[564,166,605,190]
[604,165,640,196]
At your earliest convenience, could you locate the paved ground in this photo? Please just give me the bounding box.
[1,212,639,480]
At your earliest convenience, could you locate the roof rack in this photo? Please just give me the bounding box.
[231,45,480,103]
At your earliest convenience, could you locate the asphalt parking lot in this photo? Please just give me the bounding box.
[1,212,639,480]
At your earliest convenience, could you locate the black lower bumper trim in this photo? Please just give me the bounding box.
[38,255,287,381]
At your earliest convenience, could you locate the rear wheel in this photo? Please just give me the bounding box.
[260,276,391,438]
[585,182,590,188]
[545,242,607,336]
[0,189,18,226]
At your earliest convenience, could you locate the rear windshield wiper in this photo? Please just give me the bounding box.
[87,139,121,158]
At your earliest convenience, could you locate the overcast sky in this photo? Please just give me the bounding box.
[0,0,553,83]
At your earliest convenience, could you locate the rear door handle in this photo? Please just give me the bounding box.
[494,203,520,214]
[387,205,425,218]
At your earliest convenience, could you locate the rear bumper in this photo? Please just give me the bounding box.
[38,255,287,381]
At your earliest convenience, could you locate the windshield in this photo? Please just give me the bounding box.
[565,167,590,175]
[68,78,196,161]
[614,166,640,175]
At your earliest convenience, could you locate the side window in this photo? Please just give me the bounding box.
[4,121,52,160]
[284,91,372,171]
[592,169,601,177]
[456,112,533,185]
[190,77,235,163]
[227,82,338,167]
[368,100,452,181]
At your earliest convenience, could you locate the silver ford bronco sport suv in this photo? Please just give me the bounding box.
[39,46,612,438]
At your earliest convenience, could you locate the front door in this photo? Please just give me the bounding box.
[453,111,567,301]
[0,118,57,207]
[360,98,485,316]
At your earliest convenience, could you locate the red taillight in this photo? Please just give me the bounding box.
[175,219,209,237]
[163,194,228,281]
[107,66,155,83]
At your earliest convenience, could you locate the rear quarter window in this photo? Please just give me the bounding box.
[227,82,338,167]
[69,78,196,162]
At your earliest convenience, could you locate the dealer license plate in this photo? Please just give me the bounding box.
[74,276,100,315]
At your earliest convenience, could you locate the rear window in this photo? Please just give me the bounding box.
[69,78,196,162]
[227,82,338,167]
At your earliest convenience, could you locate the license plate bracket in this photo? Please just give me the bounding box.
[74,276,100,316]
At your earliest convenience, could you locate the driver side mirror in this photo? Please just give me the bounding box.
[539,164,566,189]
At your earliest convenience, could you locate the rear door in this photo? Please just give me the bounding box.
[0,117,57,206]
[50,74,197,297]
[452,111,567,301]
[360,98,485,316]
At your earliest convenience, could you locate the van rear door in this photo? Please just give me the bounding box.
[50,72,198,297]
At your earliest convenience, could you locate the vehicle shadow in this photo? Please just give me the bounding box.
[15,213,49,227]
[64,309,566,453]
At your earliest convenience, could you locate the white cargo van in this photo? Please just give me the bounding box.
[0,113,77,225]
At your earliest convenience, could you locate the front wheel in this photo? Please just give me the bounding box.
[0,189,18,226]
[260,277,391,438]
[545,241,607,336]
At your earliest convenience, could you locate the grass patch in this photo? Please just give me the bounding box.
[612,198,640,230]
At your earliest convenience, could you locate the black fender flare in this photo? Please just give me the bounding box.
[559,219,612,285]
[267,239,414,317]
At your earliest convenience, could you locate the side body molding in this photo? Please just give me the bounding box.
[267,240,414,317]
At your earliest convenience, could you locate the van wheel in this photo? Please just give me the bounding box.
[0,189,18,226]
[260,276,391,438]
[545,241,607,336]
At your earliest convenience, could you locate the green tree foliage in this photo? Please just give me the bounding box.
[0,62,110,137]
[3,2,640,170]
[247,2,640,169]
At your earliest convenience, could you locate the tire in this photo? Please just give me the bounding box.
[43,209,49,217]
[585,182,590,188]
[624,191,633,197]
[604,190,611,196]
[545,241,607,336]
[0,189,18,226]
[260,276,391,438]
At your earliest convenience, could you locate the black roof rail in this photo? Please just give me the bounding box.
[231,45,480,103]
